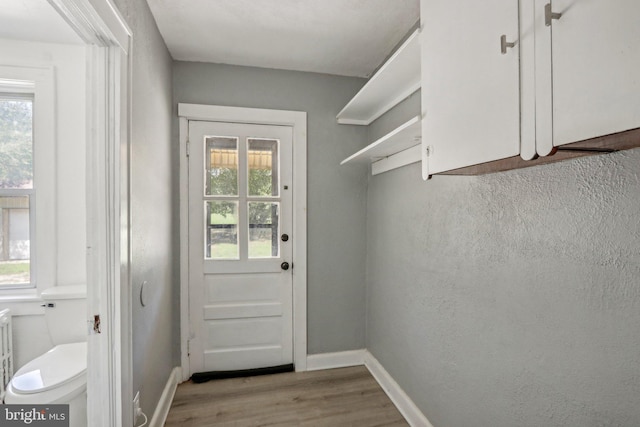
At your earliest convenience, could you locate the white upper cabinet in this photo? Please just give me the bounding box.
[536,0,640,155]
[420,0,640,177]
[420,0,521,178]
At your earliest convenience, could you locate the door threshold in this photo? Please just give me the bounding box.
[191,364,295,383]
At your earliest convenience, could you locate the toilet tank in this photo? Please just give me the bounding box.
[40,285,87,345]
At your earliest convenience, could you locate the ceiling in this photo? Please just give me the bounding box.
[0,0,82,45]
[146,0,420,78]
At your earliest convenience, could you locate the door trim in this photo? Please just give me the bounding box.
[49,0,132,425]
[178,103,308,379]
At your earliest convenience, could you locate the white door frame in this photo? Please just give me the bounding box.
[48,0,132,425]
[179,103,308,379]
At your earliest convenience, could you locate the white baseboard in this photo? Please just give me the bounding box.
[363,351,434,427]
[306,349,366,371]
[149,366,182,427]
[306,350,433,427]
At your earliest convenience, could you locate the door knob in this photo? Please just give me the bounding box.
[281,234,289,242]
[281,262,290,271]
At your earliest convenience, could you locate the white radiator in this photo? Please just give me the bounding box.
[0,308,13,401]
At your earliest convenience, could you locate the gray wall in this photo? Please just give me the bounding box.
[173,62,369,354]
[366,97,640,426]
[112,0,177,419]
[368,90,420,143]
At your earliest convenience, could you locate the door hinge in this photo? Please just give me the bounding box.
[186,140,190,157]
[187,339,191,356]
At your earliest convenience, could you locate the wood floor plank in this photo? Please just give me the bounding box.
[165,366,409,426]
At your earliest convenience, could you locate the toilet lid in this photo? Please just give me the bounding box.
[12,342,87,394]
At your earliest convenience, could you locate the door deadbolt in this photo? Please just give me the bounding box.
[281,234,289,242]
[281,262,290,271]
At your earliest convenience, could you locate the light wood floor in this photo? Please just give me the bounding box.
[164,366,409,426]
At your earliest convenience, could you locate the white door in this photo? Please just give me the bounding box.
[187,120,293,375]
[420,0,520,177]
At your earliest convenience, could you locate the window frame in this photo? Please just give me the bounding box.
[0,66,56,298]
[0,92,35,289]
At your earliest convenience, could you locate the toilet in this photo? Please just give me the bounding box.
[4,285,87,427]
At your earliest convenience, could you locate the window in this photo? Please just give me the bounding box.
[204,135,281,260]
[0,92,34,288]
[0,67,55,293]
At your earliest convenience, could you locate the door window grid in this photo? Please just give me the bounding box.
[205,136,238,196]
[248,138,279,198]
[204,135,281,260]
[248,201,279,259]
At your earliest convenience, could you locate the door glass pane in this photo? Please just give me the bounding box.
[205,201,238,260]
[248,202,279,258]
[205,136,238,196]
[0,98,33,189]
[0,196,30,286]
[248,138,279,197]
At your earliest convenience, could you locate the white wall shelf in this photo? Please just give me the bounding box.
[371,144,421,176]
[336,29,421,126]
[341,115,422,174]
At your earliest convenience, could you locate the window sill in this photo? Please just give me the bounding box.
[0,290,44,316]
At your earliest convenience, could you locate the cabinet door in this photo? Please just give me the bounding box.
[420,0,520,178]
[539,0,640,153]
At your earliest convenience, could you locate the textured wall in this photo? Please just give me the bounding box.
[173,62,369,354]
[111,0,177,419]
[366,147,640,426]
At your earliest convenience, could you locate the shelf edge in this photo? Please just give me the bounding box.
[372,144,421,175]
[336,28,421,124]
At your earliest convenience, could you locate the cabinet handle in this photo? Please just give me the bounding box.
[545,3,562,26]
[500,35,516,54]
